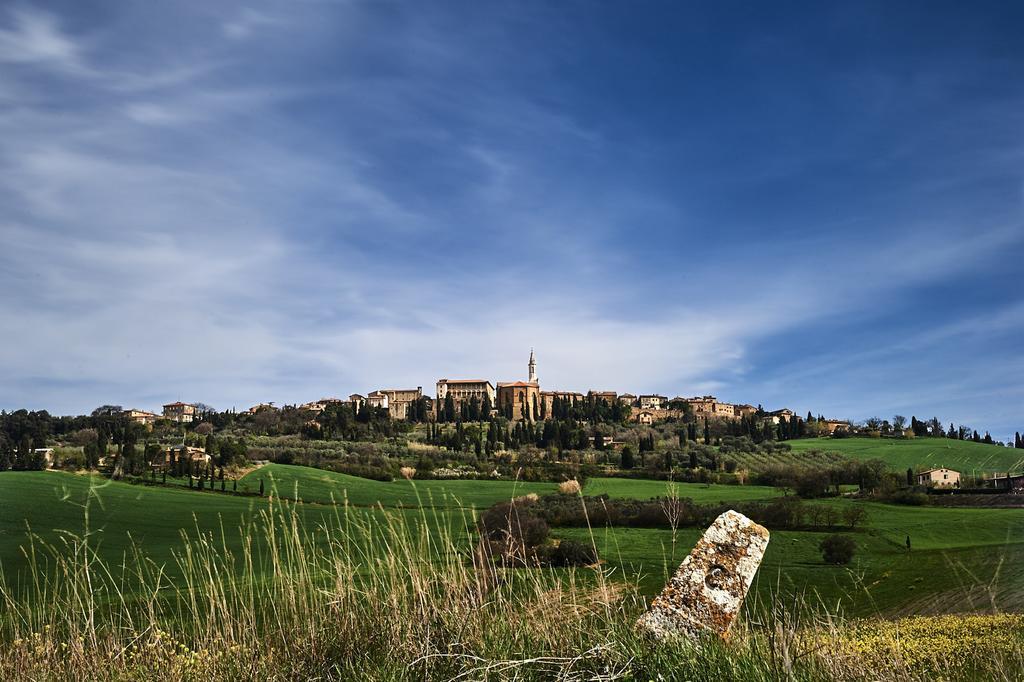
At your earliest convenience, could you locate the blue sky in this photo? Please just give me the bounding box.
[1,1,1022,437]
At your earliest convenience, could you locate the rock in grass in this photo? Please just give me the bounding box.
[637,509,769,641]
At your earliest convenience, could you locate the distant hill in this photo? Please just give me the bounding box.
[788,437,1024,475]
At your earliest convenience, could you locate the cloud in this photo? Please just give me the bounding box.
[222,9,280,40]
[0,7,81,69]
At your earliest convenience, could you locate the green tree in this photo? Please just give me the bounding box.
[14,434,30,471]
[819,535,856,565]
[0,435,12,470]
[620,445,635,470]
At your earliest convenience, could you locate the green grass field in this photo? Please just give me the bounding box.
[2,468,1021,619]
[238,464,782,507]
[788,437,1024,475]
[240,463,560,508]
[557,498,1024,616]
[583,477,781,502]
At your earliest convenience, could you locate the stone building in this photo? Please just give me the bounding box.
[540,390,585,417]
[376,387,423,419]
[768,408,799,424]
[497,350,540,421]
[618,393,637,406]
[436,378,496,415]
[124,408,159,425]
[365,391,389,410]
[161,445,210,468]
[824,419,852,434]
[639,394,668,410]
[735,404,759,418]
[917,468,960,488]
[300,398,344,413]
[163,402,196,423]
[682,396,741,419]
[588,390,617,405]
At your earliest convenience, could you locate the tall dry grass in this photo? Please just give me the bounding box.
[0,480,1021,681]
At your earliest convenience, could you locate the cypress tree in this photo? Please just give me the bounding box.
[259,479,265,496]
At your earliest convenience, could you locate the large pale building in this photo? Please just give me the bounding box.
[540,390,585,417]
[376,387,423,419]
[638,394,668,410]
[436,378,495,415]
[768,408,797,424]
[497,350,540,421]
[682,396,739,419]
[300,398,344,413]
[365,391,389,410]
[824,419,852,434]
[162,402,196,423]
[588,390,617,405]
[917,468,960,488]
[124,408,159,425]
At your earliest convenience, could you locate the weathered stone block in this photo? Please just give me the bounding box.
[637,509,769,640]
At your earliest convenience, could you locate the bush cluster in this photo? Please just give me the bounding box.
[516,493,869,532]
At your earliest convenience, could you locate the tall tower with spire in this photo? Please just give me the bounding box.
[528,348,537,383]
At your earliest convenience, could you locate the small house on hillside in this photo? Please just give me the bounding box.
[34,448,54,468]
[161,446,210,468]
[916,468,960,488]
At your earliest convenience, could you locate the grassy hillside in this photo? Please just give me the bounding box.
[239,464,782,507]
[560,500,1024,615]
[3,468,1022,621]
[3,472,1021,680]
[788,437,1024,475]
[583,477,780,502]
[240,463,559,508]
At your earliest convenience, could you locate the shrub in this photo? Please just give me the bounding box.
[887,490,929,506]
[558,479,581,495]
[326,462,394,482]
[820,534,856,565]
[399,466,416,480]
[544,539,598,567]
[478,500,549,553]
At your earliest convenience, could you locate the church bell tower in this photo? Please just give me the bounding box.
[528,348,537,383]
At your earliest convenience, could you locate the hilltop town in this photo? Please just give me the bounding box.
[132,351,854,435]
[5,349,1020,495]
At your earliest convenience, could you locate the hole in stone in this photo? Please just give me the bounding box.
[705,564,729,590]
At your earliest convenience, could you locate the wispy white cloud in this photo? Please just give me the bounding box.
[223,9,281,40]
[0,6,81,69]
